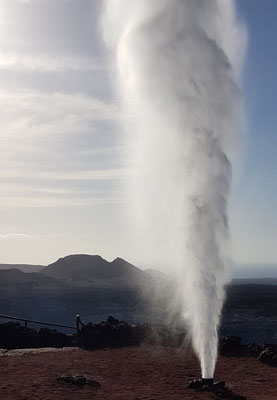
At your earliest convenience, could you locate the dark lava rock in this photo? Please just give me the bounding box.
[79,317,186,350]
[188,378,224,389]
[213,381,226,389]
[219,336,277,366]
[86,378,102,388]
[0,322,74,350]
[57,374,101,388]
[106,316,121,325]
[0,318,186,351]
[219,336,246,357]
[79,316,140,350]
[37,327,72,348]
[258,348,277,366]
[188,378,247,399]
[247,343,262,358]
[188,378,204,389]
[0,322,39,349]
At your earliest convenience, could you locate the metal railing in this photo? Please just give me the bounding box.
[0,313,85,347]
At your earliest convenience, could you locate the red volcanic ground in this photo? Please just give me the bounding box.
[0,346,276,399]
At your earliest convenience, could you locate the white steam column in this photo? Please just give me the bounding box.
[101,0,246,380]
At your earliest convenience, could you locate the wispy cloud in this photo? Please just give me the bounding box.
[0,1,122,211]
[0,53,108,73]
[0,84,123,208]
[0,168,128,181]
[0,88,117,140]
[0,233,31,239]
[0,195,125,208]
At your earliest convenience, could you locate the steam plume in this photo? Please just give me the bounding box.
[101,0,246,379]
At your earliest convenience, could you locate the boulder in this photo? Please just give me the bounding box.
[219,336,246,357]
[247,343,262,358]
[258,348,277,366]
[37,328,72,348]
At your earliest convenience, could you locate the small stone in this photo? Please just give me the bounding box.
[258,349,277,365]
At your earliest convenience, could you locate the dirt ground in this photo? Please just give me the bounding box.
[0,345,276,400]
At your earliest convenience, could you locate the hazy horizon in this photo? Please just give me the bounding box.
[0,252,277,279]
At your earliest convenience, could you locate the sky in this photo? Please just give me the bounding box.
[0,0,276,276]
[231,0,277,269]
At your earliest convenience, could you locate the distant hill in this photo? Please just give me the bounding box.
[1,256,277,288]
[42,254,148,288]
[0,268,62,289]
[1,256,277,289]
[0,264,44,273]
[0,255,158,290]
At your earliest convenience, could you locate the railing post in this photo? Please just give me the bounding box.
[24,320,28,348]
[76,315,80,347]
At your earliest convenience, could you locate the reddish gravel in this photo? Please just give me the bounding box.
[0,345,276,400]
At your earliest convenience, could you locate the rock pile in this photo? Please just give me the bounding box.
[1,319,276,369]
[258,344,277,366]
[219,336,277,367]
[79,316,140,349]
[79,316,186,350]
[0,322,74,349]
[219,336,246,357]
